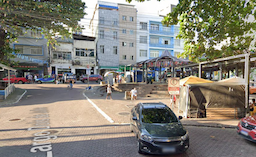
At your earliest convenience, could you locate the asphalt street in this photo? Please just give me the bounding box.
[0,83,256,157]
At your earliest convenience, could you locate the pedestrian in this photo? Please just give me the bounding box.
[163,71,167,83]
[28,74,33,84]
[130,87,137,100]
[106,84,112,100]
[34,74,37,83]
[69,79,73,89]
[119,74,122,83]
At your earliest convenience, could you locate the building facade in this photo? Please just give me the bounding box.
[50,35,97,77]
[96,1,120,74]
[118,3,137,68]
[136,14,184,63]
[11,29,49,77]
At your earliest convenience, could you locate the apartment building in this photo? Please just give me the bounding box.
[11,29,49,77]
[118,3,137,68]
[50,34,97,77]
[136,14,184,62]
[96,1,120,74]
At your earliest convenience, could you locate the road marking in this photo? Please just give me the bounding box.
[14,90,27,104]
[83,92,114,123]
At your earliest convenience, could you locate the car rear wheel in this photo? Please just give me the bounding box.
[18,80,23,84]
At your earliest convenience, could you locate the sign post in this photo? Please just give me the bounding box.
[168,78,180,109]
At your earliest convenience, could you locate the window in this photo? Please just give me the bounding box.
[174,26,180,34]
[53,52,71,60]
[113,46,117,54]
[122,15,127,21]
[130,30,134,34]
[113,18,118,26]
[113,31,117,39]
[140,36,147,44]
[75,48,85,56]
[142,108,178,123]
[150,50,159,58]
[164,40,169,45]
[122,42,127,46]
[99,30,104,39]
[129,43,134,47]
[130,16,134,21]
[122,29,126,34]
[20,29,42,38]
[99,17,104,24]
[140,22,147,30]
[150,37,159,44]
[100,45,104,53]
[139,50,147,57]
[163,26,170,32]
[174,39,180,46]
[150,24,159,31]
[15,45,43,55]
[130,55,134,60]
[122,55,127,60]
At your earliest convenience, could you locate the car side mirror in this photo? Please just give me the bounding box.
[178,116,183,120]
[132,117,137,121]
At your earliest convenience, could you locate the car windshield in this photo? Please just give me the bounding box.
[141,107,178,123]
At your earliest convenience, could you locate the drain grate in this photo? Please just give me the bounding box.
[118,112,130,116]
[9,119,21,121]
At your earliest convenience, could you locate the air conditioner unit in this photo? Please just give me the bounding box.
[0,68,4,71]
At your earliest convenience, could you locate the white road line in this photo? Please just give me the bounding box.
[13,90,27,104]
[83,93,114,123]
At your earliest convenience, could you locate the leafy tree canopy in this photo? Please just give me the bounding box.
[0,0,86,65]
[127,0,256,62]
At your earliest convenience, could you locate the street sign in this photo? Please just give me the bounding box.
[168,78,180,95]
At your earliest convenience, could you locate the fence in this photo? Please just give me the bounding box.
[0,83,15,99]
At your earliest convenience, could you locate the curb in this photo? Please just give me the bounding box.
[13,90,27,104]
[183,124,237,129]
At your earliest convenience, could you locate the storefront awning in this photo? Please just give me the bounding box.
[0,63,17,71]
[100,66,119,70]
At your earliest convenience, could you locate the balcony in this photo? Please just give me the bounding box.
[149,43,174,49]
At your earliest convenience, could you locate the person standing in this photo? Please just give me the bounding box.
[106,84,112,100]
[130,88,137,100]
[34,74,37,83]
[28,74,33,84]
[119,74,122,83]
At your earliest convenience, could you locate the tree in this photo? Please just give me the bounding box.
[0,0,86,65]
[127,0,256,62]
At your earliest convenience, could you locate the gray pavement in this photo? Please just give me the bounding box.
[0,83,255,157]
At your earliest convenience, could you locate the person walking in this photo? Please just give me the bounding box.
[106,84,112,100]
[130,88,137,100]
[69,79,73,89]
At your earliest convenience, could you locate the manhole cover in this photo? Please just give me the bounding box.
[118,112,130,116]
[9,119,21,121]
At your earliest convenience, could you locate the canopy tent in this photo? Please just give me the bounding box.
[180,76,213,86]
[179,76,245,119]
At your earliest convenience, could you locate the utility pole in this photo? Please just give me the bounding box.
[86,48,90,88]
[244,52,250,116]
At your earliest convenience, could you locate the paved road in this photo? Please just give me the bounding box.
[0,84,256,157]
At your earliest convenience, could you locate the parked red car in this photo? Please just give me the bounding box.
[3,75,27,84]
[237,115,256,143]
[81,74,103,83]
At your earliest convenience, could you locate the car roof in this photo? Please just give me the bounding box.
[140,103,167,109]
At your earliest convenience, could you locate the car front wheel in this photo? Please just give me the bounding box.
[38,81,42,84]
[137,141,143,154]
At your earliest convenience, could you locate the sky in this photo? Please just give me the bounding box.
[81,0,179,36]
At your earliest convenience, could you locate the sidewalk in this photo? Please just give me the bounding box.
[84,85,240,128]
[0,88,26,106]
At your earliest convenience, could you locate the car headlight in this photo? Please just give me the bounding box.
[181,131,189,141]
[140,134,153,142]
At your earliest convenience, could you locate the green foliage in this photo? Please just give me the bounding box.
[0,0,86,65]
[128,0,256,62]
